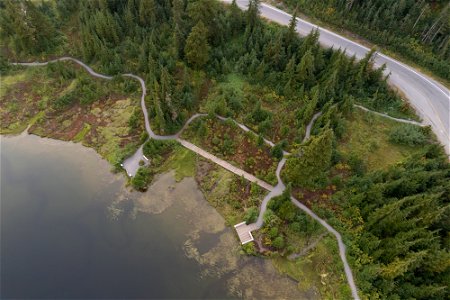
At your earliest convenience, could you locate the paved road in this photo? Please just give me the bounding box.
[222,0,450,157]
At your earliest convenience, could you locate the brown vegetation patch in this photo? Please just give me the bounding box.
[241,85,300,144]
[184,117,278,182]
[199,78,212,101]
[292,185,340,212]
[195,159,265,225]
[2,66,144,164]
[1,78,69,129]
[195,159,215,184]
[30,96,142,146]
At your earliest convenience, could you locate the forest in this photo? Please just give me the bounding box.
[281,0,450,82]
[1,0,449,299]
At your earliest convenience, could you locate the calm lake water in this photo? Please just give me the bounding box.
[1,133,308,299]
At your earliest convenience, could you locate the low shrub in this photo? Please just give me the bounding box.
[244,206,259,224]
[143,139,176,157]
[131,167,152,191]
[389,124,427,146]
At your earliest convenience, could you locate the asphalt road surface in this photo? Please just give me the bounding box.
[223,0,450,157]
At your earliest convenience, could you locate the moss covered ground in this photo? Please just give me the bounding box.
[1,63,145,167]
[272,235,351,299]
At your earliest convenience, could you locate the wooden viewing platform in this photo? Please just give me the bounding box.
[234,222,259,244]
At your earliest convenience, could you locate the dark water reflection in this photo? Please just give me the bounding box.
[1,134,308,299]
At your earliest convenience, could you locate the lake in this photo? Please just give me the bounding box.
[1,133,309,299]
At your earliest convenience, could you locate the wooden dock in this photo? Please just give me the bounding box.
[234,222,259,244]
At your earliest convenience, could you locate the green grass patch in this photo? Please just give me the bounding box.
[199,166,244,225]
[29,111,45,125]
[272,237,351,299]
[0,71,28,98]
[0,111,44,135]
[355,99,419,122]
[73,123,91,143]
[0,122,28,135]
[131,167,153,191]
[338,110,419,171]
[160,146,197,181]
[222,73,245,92]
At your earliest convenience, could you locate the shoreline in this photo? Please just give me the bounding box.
[4,57,438,300]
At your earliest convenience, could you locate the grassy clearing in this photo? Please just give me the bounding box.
[128,139,197,190]
[354,98,419,122]
[0,72,28,98]
[272,236,351,299]
[338,110,420,171]
[220,73,245,92]
[160,146,197,181]
[0,68,47,134]
[73,123,91,142]
[0,122,28,135]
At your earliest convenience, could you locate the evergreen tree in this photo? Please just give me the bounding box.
[229,0,244,35]
[296,49,315,87]
[263,32,286,71]
[187,0,218,34]
[271,141,285,159]
[160,67,177,122]
[298,29,320,57]
[138,0,156,27]
[124,0,136,35]
[0,0,58,55]
[184,21,210,69]
[171,0,186,58]
[283,55,297,97]
[246,0,260,32]
[56,0,79,22]
[285,8,298,45]
[151,79,166,133]
[284,127,334,187]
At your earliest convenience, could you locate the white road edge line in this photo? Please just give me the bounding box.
[261,3,449,98]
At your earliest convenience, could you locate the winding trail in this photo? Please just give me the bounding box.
[303,111,323,143]
[354,105,426,126]
[288,232,328,260]
[122,112,207,176]
[223,0,450,162]
[289,195,359,296]
[12,57,421,300]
